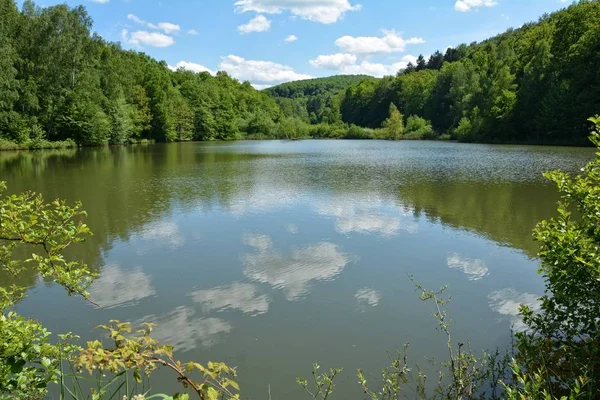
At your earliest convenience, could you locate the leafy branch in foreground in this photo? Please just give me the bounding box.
[0,182,240,399]
[76,321,239,400]
[354,278,508,400]
[0,181,95,399]
[357,344,427,400]
[299,277,509,400]
[505,116,600,399]
[296,364,342,400]
[0,181,96,308]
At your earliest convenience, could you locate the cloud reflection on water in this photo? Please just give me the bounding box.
[139,306,232,352]
[488,288,541,331]
[135,220,185,254]
[447,253,489,281]
[355,287,382,310]
[314,197,417,236]
[242,233,351,301]
[285,223,299,234]
[190,282,270,316]
[89,264,156,309]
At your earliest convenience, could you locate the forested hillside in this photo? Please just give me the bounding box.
[339,1,600,144]
[0,0,599,147]
[0,0,280,148]
[264,75,376,124]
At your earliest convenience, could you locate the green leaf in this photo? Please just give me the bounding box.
[133,369,142,383]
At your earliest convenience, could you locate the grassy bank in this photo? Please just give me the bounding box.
[0,138,157,152]
[0,138,77,151]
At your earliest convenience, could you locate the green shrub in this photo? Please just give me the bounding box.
[0,182,240,399]
[0,138,77,151]
[402,131,426,140]
[309,123,348,139]
[344,124,374,139]
[509,116,600,398]
[276,117,310,139]
[405,115,436,139]
[381,103,404,139]
[455,117,474,142]
[0,139,20,151]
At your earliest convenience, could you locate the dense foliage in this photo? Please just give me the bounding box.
[1,0,599,146]
[2,118,600,398]
[339,1,600,145]
[0,0,280,147]
[264,75,375,124]
[510,115,600,398]
[0,181,240,399]
[299,117,600,399]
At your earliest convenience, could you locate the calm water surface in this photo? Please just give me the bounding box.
[0,140,594,399]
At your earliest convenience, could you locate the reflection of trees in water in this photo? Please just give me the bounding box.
[397,179,558,258]
[0,142,589,298]
[0,144,271,294]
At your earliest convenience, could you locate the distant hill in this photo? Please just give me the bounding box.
[265,75,378,124]
[264,75,376,98]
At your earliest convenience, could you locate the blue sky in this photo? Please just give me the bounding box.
[23,0,572,88]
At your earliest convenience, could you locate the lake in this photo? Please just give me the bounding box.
[0,140,594,399]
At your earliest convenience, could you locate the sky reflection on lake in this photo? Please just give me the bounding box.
[2,140,594,399]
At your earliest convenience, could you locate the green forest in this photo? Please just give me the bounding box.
[0,0,599,148]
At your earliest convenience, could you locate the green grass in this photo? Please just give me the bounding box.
[0,138,78,151]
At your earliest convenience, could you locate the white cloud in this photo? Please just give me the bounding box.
[89,265,156,309]
[310,53,357,69]
[127,14,158,30]
[89,0,109,3]
[188,29,198,35]
[127,14,144,24]
[355,287,382,308]
[219,55,312,85]
[122,29,174,48]
[127,14,181,34]
[238,14,271,34]
[190,282,270,316]
[488,288,541,331]
[158,22,180,34]
[251,83,272,90]
[454,0,497,12]
[311,31,422,75]
[169,61,215,75]
[243,234,351,301]
[310,54,418,78]
[234,0,361,24]
[342,59,416,77]
[285,34,298,43]
[447,254,489,281]
[335,30,424,56]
